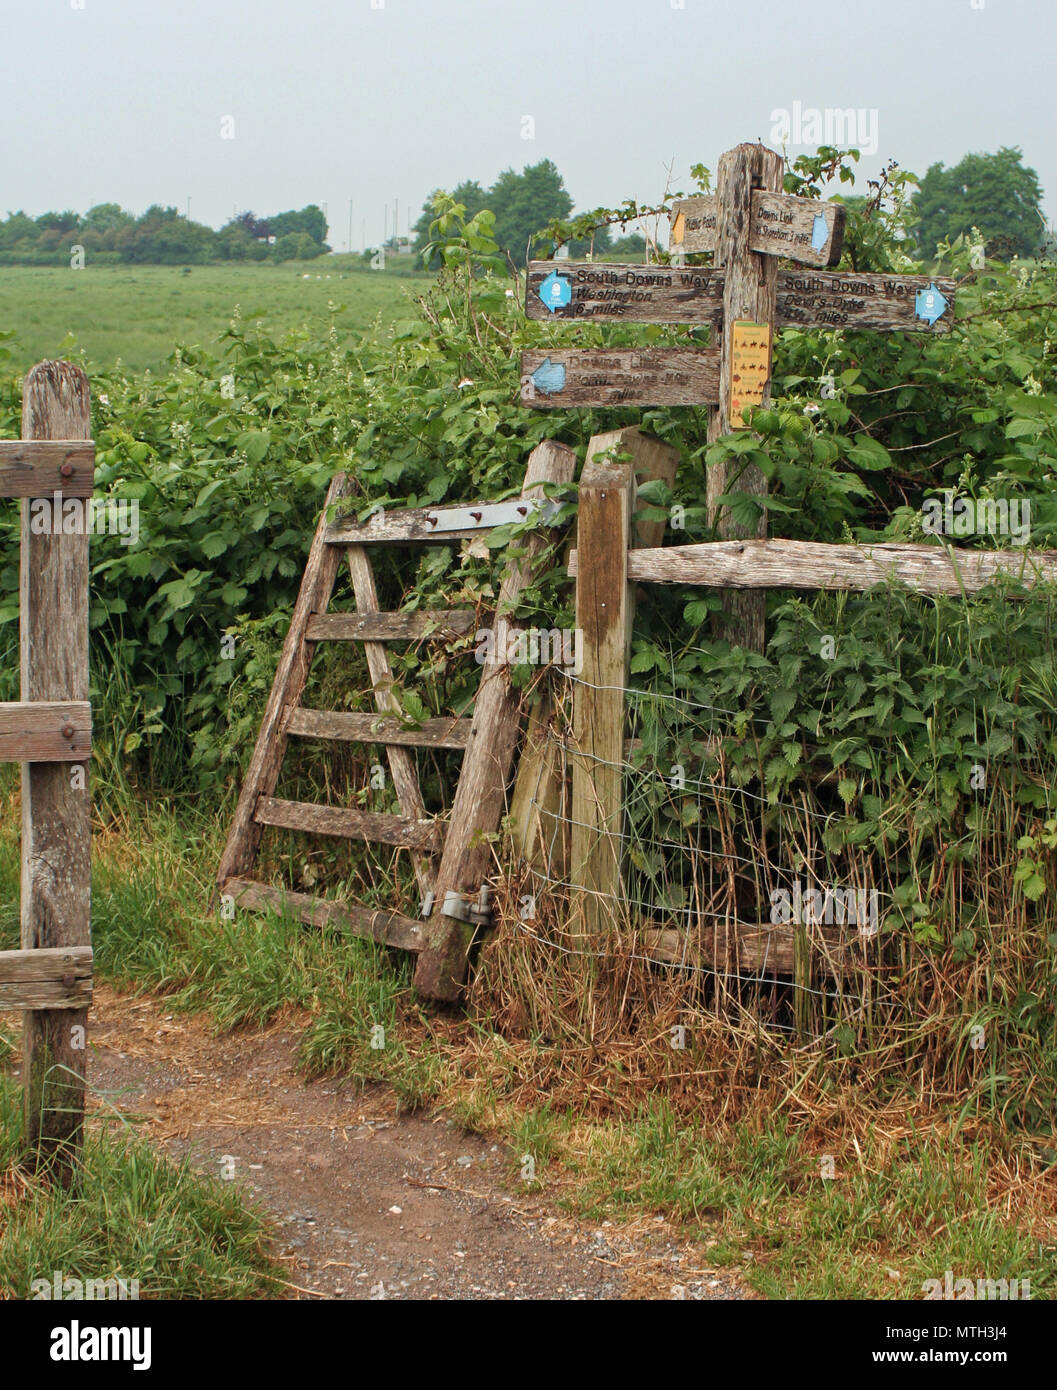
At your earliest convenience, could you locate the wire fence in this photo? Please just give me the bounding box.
[500,669,891,1033]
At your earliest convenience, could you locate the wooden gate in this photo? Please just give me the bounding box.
[218,440,575,1000]
[0,361,94,1183]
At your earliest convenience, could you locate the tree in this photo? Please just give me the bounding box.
[610,232,647,256]
[412,180,487,268]
[269,205,328,247]
[489,159,573,266]
[272,232,325,262]
[913,147,1044,260]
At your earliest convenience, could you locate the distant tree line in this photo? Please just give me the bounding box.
[0,204,330,266]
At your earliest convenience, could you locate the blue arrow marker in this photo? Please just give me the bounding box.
[810,213,829,253]
[538,270,572,313]
[531,357,566,395]
[915,282,949,326]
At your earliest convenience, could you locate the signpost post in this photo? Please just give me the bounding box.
[521,140,956,649]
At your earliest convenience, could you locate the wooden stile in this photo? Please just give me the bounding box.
[224,878,426,954]
[286,708,473,750]
[344,543,437,900]
[414,440,577,1000]
[305,610,475,643]
[254,796,443,851]
[217,474,354,890]
[221,442,577,1000]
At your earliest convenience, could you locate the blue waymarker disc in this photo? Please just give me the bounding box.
[915,282,949,326]
[538,270,572,313]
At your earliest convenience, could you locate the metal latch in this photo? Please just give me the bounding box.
[440,886,493,928]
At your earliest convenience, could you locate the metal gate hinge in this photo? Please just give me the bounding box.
[440,886,493,927]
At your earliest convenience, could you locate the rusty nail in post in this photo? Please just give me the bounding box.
[60,463,74,479]
[516,506,528,516]
[470,511,483,523]
[426,514,438,527]
[62,724,75,739]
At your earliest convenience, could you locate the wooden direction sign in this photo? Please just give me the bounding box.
[670,191,845,268]
[525,261,724,327]
[520,141,958,421]
[526,262,957,336]
[521,348,720,409]
[776,269,957,334]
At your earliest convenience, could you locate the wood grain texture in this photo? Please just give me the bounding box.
[0,441,95,499]
[254,796,443,852]
[222,877,426,953]
[521,349,719,408]
[20,360,92,1181]
[672,191,845,268]
[644,922,845,975]
[0,701,91,762]
[0,946,93,1010]
[525,262,956,334]
[507,696,569,877]
[570,441,634,949]
[707,144,785,655]
[415,439,577,1000]
[216,474,351,888]
[525,260,723,326]
[599,539,1057,595]
[345,545,436,900]
[777,270,957,334]
[287,707,472,750]
[305,610,475,642]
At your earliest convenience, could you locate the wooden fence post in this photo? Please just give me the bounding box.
[570,428,678,948]
[707,143,784,653]
[21,361,92,1183]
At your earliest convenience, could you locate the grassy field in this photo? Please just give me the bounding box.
[0,257,434,373]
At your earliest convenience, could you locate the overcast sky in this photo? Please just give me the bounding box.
[3,0,1053,247]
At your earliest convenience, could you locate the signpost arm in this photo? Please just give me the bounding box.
[707,142,784,653]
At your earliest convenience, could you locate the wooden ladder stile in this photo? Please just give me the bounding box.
[217,440,577,998]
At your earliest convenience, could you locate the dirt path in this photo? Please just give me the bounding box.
[68,986,751,1301]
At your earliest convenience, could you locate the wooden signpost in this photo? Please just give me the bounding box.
[521,139,957,649]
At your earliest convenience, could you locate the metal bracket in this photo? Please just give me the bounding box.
[423,499,560,534]
[440,886,493,928]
